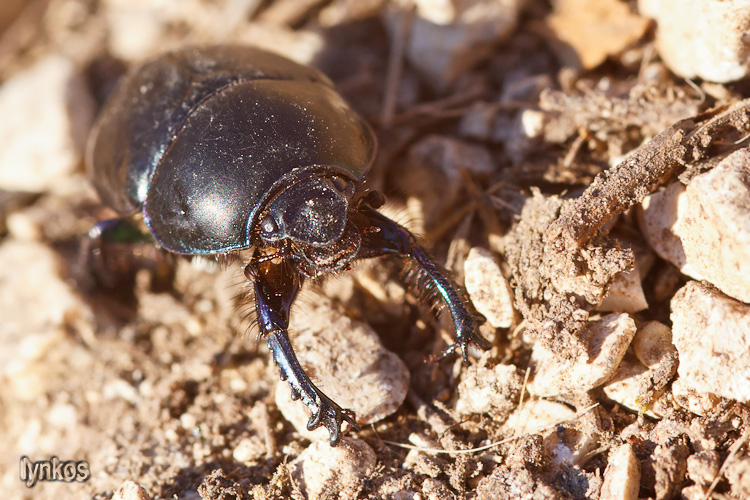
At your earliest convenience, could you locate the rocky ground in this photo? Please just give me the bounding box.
[1,1,750,499]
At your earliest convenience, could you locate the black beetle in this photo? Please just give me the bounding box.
[87,45,490,446]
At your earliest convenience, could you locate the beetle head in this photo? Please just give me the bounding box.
[259,176,353,247]
[257,176,360,276]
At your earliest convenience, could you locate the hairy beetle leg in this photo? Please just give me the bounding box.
[353,205,492,363]
[248,258,359,446]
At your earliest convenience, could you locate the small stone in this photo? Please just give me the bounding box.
[604,321,676,416]
[463,247,515,328]
[232,436,265,463]
[113,480,151,500]
[545,0,650,70]
[528,313,637,397]
[275,296,409,442]
[724,454,750,499]
[0,55,94,192]
[632,321,675,368]
[686,451,721,486]
[671,377,720,416]
[502,399,576,436]
[639,0,750,82]
[291,438,376,500]
[680,149,750,303]
[602,357,663,418]
[600,443,640,500]
[598,267,648,313]
[638,182,704,279]
[455,361,521,419]
[384,0,522,90]
[671,281,750,402]
[102,0,264,61]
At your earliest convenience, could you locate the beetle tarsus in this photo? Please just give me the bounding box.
[250,259,358,446]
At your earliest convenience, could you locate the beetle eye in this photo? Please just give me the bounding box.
[260,214,279,236]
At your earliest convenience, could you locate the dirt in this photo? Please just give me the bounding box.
[1,1,750,499]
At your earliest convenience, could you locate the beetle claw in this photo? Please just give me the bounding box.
[305,392,359,447]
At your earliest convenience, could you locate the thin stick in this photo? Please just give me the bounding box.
[382,403,600,455]
[702,427,750,500]
[514,366,532,437]
[381,4,413,127]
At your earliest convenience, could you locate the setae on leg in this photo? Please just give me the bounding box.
[353,204,492,362]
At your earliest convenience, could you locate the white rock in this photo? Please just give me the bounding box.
[632,321,675,368]
[385,0,523,89]
[275,296,409,442]
[113,481,151,500]
[502,399,576,436]
[0,55,94,192]
[600,444,640,500]
[528,313,637,397]
[602,357,667,418]
[639,0,750,82]
[464,247,515,328]
[680,149,750,303]
[598,266,648,313]
[638,182,704,279]
[671,281,750,402]
[455,361,521,418]
[292,438,376,500]
[671,377,721,416]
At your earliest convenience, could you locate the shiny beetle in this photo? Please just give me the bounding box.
[87,46,490,446]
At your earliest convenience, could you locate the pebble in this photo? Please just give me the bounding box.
[671,281,750,402]
[463,247,515,328]
[639,0,750,82]
[602,321,676,417]
[384,0,522,90]
[602,357,669,418]
[502,399,577,438]
[545,0,650,70]
[632,321,675,368]
[291,438,376,500]
[102,0,264,61]
[638,182,702,278]
[680,149,750,303]
[528,313,637,397]
[600,443,640,500]
[640,149,750,304]
[0,55,94,192]
[671,377,721,416]
[455,361,521,419]
[113,481,151,500]
[597,266,648,314]
[275,296,409,442]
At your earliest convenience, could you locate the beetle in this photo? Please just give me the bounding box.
[87,45,490,446]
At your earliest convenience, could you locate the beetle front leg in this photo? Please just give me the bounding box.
[246,257,359,446]
[354,204,492,363]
